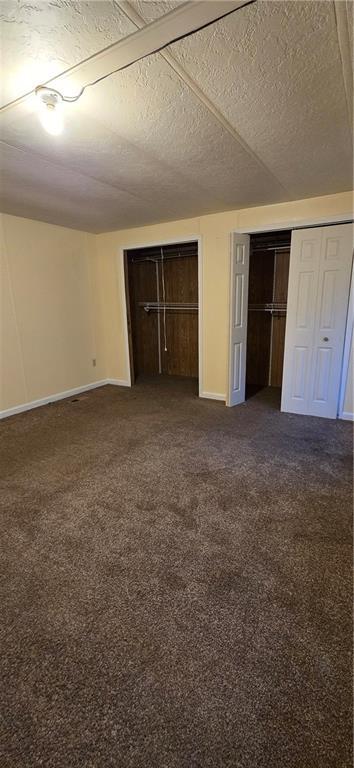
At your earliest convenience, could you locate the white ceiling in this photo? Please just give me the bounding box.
[0,0,353,233]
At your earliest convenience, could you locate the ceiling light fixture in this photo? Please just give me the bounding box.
[35,86,64,136]
[32,0,256,135]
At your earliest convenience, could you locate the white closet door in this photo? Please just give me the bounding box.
[281,228,322,415]
[227,233,250,406]
[308,224,353,417]
[281,223,353,418]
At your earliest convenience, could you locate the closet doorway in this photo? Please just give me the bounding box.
[124,240,199,389]
[246,230,291,400]
[228,228,291,408]
[229,222,353,416]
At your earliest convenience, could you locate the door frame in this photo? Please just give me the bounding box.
[123,250,135,385]
[338,260,354,420]
[228,213,353,410]
[118,235,203,395]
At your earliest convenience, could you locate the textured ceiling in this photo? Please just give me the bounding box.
[0,0,353,233]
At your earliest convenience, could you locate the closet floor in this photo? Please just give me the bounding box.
[246,384,281,403]
[1,380,352,768]
[133,373,199,396]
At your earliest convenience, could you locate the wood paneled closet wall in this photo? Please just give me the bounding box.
[125,242,198,381]
[246,230,291,398]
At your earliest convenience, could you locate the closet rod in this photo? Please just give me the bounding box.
[139,301,198,313]
[248,301,287,315]
[248,308,287,315]
[249,302,287,307]
[143,308,198,313]
[132,253,197,263]
[251,245,290,252]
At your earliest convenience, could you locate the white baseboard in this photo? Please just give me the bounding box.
[106,378,131,387]
[199,391,226,402]
[0,379,121,420]
[1,380,222,419]
[339,411,354,421]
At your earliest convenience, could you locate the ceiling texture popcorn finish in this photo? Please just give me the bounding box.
[0,0,353,233]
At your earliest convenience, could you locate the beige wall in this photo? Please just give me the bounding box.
[0,213,106,412]
[95,191,354,402]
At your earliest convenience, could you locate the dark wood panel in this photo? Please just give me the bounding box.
[159,255,198,303]
[246,246,273,396]
[273,250,290,303]
[248,249,274,304]
[270,250,289,387]
[246,311,272,395]
[128,259,159,376]
[247,235,290,395]
[126,247,198,380]
[159,254,198,377]
[250,230,291,251]
[270,314,287,387]
[161,312,198,377]
[124,252,135,384]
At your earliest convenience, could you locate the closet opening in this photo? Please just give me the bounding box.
[124,240,199,391]
[246,229,291,401]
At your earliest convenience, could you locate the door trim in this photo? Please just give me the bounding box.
[234,213,353,236]
[338,259,354,420]
[116,250,132,387]
[123,250,135,385]
[119,235,203,395]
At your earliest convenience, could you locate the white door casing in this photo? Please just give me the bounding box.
[281,223,353,418]
[227,233,250,406]
[338,265,354,419]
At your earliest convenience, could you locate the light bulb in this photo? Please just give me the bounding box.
[39,102,63,135]
[36,87,63,135]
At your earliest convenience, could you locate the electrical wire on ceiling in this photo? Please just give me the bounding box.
[33,0,256,105]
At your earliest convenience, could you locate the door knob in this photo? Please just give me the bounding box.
[323,337,329,342]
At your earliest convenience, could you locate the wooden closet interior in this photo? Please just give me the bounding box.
[246,230,291,399]
[125,241,198,382]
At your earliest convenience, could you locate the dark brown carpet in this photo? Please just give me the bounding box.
[0,378,352,768]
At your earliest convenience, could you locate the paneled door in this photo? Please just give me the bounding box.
[227,233,250,406]
[281,223,353,418]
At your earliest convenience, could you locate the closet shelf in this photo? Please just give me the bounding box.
[248,302,287,315]
[139,301,198,314]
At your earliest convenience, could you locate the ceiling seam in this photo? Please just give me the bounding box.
[333,0,353,132]
[0,129,222,210]
[0,139,149,203]
[117,0,291,197]
[0,1,249,114]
